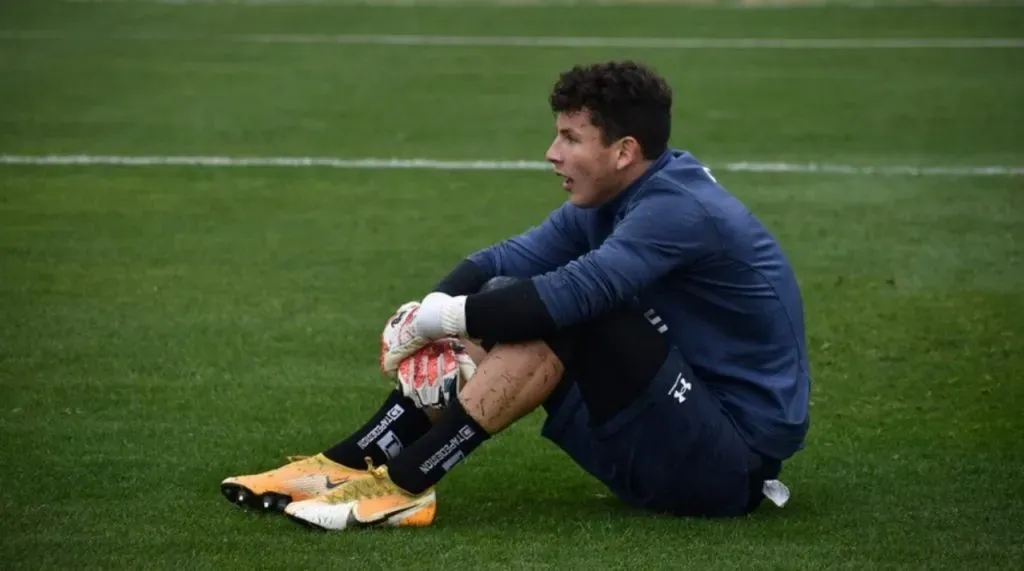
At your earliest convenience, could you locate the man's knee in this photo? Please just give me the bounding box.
[479,276,522,294]
[474,276,578,413]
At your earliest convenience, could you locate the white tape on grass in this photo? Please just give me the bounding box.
[235,34,1024,49]
[0,30,1020,49]
[2,154,1021,177]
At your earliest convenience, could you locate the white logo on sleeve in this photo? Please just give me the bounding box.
[667,373,692,404]
[643,308,668,334]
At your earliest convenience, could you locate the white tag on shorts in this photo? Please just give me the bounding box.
[762,479,790,507]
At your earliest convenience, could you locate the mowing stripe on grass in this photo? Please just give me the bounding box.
[2,154,1021,177]
[1,30,1021,49]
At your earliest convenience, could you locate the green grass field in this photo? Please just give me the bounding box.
[1,1,1022,569]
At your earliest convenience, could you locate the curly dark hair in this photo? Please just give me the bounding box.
[549,61,673,160]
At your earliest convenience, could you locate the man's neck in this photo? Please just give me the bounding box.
[600,158,655,208]
[622,159,654,187]
[615,158,655,194]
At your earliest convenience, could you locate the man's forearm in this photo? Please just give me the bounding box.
[432,259,492,296]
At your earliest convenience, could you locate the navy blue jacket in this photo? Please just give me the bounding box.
[466,149,811,460]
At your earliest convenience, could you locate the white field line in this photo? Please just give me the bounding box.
[57,0,1024,7]
[1,154,1021,176]
[0,30,1021,49]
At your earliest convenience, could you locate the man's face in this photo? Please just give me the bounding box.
[545,110,625,208]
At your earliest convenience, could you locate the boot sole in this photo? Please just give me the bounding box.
[220,482,292,512]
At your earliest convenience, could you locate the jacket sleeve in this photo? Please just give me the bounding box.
[462,187,717,343]
[466,202,588,280]
[531,187,716,328]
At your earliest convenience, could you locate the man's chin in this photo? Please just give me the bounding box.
[567,191,604,209]
[567,193,590,208]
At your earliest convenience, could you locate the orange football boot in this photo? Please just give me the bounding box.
[220,454,370,512]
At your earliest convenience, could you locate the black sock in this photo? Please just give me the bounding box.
[322,390,432,469]
[387,398,490,494]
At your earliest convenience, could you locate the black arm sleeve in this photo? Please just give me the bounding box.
[464,279,558,342]
[432,259,492,296]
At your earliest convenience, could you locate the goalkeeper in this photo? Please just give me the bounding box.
[221,60,811,530]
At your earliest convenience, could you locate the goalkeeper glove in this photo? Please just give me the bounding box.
[380,293,468,375]
[396,338,476,409]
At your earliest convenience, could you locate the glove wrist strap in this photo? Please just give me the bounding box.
[441,295,468,337]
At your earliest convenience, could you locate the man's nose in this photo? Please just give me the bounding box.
[545,141,561,164]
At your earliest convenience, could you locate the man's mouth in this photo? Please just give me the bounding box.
[556,171,574,191]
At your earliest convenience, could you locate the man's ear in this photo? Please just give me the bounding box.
[615,137,643,171]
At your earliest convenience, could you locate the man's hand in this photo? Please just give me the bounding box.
[381,293,468,374]
[396,338,476,409]
[380,301,428,376]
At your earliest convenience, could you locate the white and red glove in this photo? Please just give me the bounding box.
[379,301,427,377]
[395,338,476,410]
[380,293,468,376]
